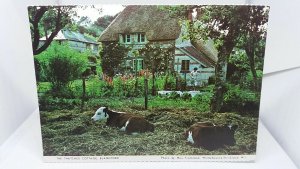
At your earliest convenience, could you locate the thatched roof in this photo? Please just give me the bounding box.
[192,39,218,65]
[99,5,181,42]
[176,40,217,67]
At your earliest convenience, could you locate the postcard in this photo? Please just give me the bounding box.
[28,4,269,162]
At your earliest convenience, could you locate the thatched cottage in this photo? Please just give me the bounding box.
[99,5,217,85]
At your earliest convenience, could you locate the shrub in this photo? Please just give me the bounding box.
[100,42,129,77]
[193,92,213,112]
[181,92,192,101]
[163,74,176,90]
[222,84,260,114]
[35,42,90,90]
[39,94,81,111]
[168,91,181,100]
[47,54,86,91]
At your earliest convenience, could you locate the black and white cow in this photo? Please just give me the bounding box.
[184,122,238,150]
[91,107,154,134]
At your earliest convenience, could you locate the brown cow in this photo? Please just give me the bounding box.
[91,107,154,134]
[184,122,238,150]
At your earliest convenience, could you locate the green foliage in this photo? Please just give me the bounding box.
[138,43,175,74]
[28,6,79,55]
[39,94,81,111]
[94,15,117,29]
[163,74,176,90]
[111,76,146,98]
[34,57,41,83]
[168,91,181,100]
[100,42,129,77]
[35,42,89,91]
[222,84,260,114]
[166,5,268,112]
[229,48,249,70]
[193,92,213,112]
[181,92,192,101]
[47,55,84,90]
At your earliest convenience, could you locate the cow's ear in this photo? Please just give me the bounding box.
[103,107,108,112]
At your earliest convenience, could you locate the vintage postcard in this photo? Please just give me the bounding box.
[28,5,269,162]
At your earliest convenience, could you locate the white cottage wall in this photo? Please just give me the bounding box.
[174,49,215,86]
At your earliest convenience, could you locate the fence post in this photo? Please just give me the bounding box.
[80,77,86,112]
[144,78,148,110]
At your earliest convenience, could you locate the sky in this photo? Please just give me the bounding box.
[76,5,125,22]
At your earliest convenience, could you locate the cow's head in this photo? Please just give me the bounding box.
[221,124,238,146]
[91,107,109,121]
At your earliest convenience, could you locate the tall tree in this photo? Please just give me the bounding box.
[94,15,117,29]
[28,6,103,55]
[179,5,269,112]
[238,6,269,91]
[139,43,174,95]
[100,42,129,77]
[28,6,77,55]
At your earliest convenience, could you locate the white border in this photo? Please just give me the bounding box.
[44,155,255,163]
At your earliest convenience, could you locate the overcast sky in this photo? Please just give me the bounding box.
[76,5,125,22]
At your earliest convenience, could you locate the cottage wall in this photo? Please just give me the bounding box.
[68,41,98,55]
[174,49,215,86]
[119,38,176,74]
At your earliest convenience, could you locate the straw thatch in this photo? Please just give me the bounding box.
[192,40,218,65]
[176,40,218,67]
[99,5,181,42]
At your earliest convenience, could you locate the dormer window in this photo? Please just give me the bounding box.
[137,33,145,43]
[125,34,131,43]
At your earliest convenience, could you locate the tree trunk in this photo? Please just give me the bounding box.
[245,39,258,91]
[32,7,62,55]
[210,51,227,113]
[210,40,235,113]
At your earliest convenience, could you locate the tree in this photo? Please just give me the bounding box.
[94,15,117,29]
[28,6,77,55]
[28,6,102,55]
[35,42,88,91]
[237,6,269,91]
[184,6,268,112]
[100,42,129,77]
[139,43,175,95]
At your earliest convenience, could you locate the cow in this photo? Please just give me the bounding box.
[184,122,238,150]
[91,107,154,134]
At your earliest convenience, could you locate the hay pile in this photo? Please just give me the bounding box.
[40,106,258,156]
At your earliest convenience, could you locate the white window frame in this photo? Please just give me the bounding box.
[137,33,145,43]
[125,34,131,43]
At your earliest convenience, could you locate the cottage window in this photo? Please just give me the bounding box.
[181,60,190,72]
[137,33,145,43]
[133,59,144,71]
[125,34,131,43]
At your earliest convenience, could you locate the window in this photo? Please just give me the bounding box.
[137,33,145,43]
[133,59,144,71]
[125,34,131,43]
[181,60,190,72]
